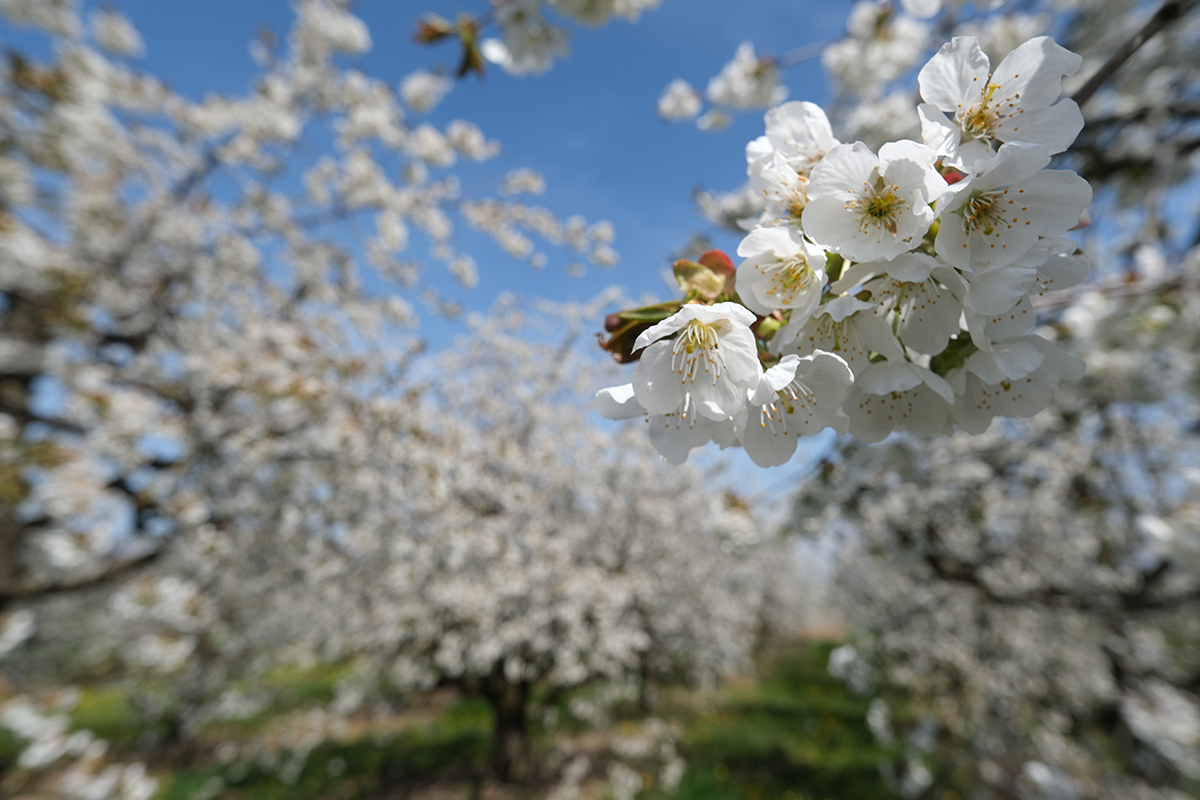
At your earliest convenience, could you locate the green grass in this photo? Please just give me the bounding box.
[70,685,148,746]
[648,643,900,800]
[0,728,22,772]
[257,663,349,708]
[158,697,492,800]
[58,643,901,799]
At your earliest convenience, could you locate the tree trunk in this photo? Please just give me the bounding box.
[639,658,658,713]
[0,510,23,613]
[481,665,531,783]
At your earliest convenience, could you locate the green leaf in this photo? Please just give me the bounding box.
[616,302,683,322]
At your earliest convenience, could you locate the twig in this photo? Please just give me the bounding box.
[1072,0,1200,107]
[777,40,831,69]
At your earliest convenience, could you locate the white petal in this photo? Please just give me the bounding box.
[858,361,924,395]
[737,225,803,259]
[965,294,1037,347]
[880,139,944,205]
[993,99,1084,154]
[648,412,715,464]
[806,142,877,200]
[1012,169,1093,237]
[969,141,1051,191]
[824,296,875,322]
[1033,336,1084,381]
[965,337,1044,383]
[631,340,686,415]
[962,262,1040,315]
[740,412,802,467]
[990,36,1082,114]
[595,384,645,420]
[830,260,881,294]
[719,325,765,386]
[884,252,939,283]
[752,356,802,403]
[802,350,854,392]
[765,101,839,173]
[918,103,960,159]
[746,134,772,168]
[687,301,759,328]
[802,195,867,255]
[896,279,962,354]
[1036,245,1089,294]
[854,313,907,362]
[633,310,689,352]
[915,365,956,403]
[918,37,990,113]
[845,381,951,442]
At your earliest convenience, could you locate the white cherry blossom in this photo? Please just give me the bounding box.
[948,336,1084,432]
[706,42,787,111]
[400,70,453,113]
[549,0,662,25]
[803,140,946,262]
[837,253,964,355]
[780,295,901,375]
[823,1,929,96]
[748,151,809,224]
[936,142,1091,272]
[482,0,570,76]
[957,236,1049,315]
[735,226,828,320]
[842,373,954,441]
[631,303,761,421]
[1031,238,1090,298]
[918,36,1084,168]
[755,101,840,179]
[91,9,143,58]
[745,102,841,224]
[656,79,701,121]
[595,383,735,464]
[739,352,852,467]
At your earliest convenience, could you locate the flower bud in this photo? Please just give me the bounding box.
[414,14,454,44]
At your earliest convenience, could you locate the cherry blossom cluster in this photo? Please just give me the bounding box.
[601,35,1094,466]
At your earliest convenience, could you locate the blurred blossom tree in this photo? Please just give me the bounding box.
[0,0,626,609]
[798,267,1200,799]
[24,301,786,784]
[0,0,1198,796]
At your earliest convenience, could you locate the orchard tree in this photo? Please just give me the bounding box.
[0,0,623,611]
[5,298,785,787]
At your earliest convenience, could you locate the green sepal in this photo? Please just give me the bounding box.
[825,251,845,283]
[754,313,784,342]
[615,301,683,323]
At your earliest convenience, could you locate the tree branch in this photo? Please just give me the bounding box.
[1072,0,1200,107]
[0,547,162,607]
